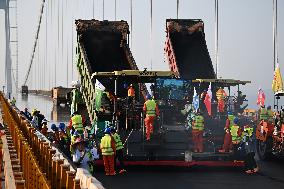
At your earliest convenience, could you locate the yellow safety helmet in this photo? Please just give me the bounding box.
[31,109,39,116]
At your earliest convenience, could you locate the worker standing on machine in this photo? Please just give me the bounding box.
[219,112,235,152]
[127,84,135,107]
[216,87,227,113]
[143,94,160,141]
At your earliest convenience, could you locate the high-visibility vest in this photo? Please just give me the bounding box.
[244,127,253,137]
[145,99,157,117]
[193,115,204,131]
[71,115,83,132]
[100,134,114,155]
[228,115,235,128]
[128,87,135,97]
[113,133,123,150]
[230,125,241,144]
[267,109,274,121]
[216,89,226,100]
[259,108,268,120]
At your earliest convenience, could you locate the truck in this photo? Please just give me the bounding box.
[75,19,251,166]
[51,87,73,106]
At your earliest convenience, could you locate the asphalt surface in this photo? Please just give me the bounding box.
[95,159,284,189]
[15,94,284,189]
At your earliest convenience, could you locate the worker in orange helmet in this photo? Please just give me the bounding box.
[100,127,116,176]
[143,94,160,141]
[216,87,227,113]
[127,84,135,107]
[192,110,205,152]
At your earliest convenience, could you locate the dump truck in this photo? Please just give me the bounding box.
[51,87,73,106]
[75,19,251,166]
[21,85,28,95]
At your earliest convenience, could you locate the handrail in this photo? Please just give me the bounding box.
[0,92,105,189]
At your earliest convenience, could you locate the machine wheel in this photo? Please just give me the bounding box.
[257,137,273,160]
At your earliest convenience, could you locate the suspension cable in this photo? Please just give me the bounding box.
[71,0,74,82]
[93,0,95,18]
[177,0,179,19]
[150,0,152,70]
[103,0,105,20]
[23,0,46,86]
[130,0,133,47]
[215,0,219,78]
[45,0,47,90]
[115,0,117,21]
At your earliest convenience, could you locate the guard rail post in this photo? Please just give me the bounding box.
[66,171,76,189]
[60,164,70,188]
[56,159,64,188]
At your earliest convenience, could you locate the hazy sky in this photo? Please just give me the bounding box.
[0,0,283,108]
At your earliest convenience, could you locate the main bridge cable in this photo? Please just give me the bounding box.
[23,0,46,86]
[150,0,152,70]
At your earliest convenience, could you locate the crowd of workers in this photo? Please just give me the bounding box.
[13,82,271,176]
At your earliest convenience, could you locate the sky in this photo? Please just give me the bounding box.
[0,0,284,109]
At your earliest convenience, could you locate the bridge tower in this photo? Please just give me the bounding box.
[0,0,18,96]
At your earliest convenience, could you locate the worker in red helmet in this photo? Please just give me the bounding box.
[192,110,205,152]
[143,94,159,141]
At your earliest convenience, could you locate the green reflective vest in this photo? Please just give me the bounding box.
[71,115,83,133]
[244,127,253,137]
[267,109,274,121]
[228,115,235,128]
[260,108,268,120]
[145,99,157,116]
[230,125,241,144]
[193,115,204,131]
[113,133,123,150]
[100,134,114,155]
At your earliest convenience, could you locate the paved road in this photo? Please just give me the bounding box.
[15,94,284,189]
[95,160,284,189]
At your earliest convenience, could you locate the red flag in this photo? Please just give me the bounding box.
[204,93,211,116]
[256,89,265,106]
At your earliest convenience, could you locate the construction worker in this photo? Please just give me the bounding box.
[230,118,242,152]
[31,109,40,129]
[192,110,204,152]
[259,105,268,122]
[241,125,258,174]
[41,119,49,136]
[220,112,236,152]
[58,123,71,158]
[267,105,274,123]
[22,108,32,121]
[100,127,116,176]
[69,111,84,136]
[11,97,16,106]
[110,127,126,174]
[216,87,227,113]
[72,137,99,174]
[143,94,160,141]
[51,124,60,145]
[127,84,135,107]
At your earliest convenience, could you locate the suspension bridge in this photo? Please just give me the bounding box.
[1,0,284,189]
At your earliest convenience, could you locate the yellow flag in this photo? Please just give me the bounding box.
[272,64,284,92]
